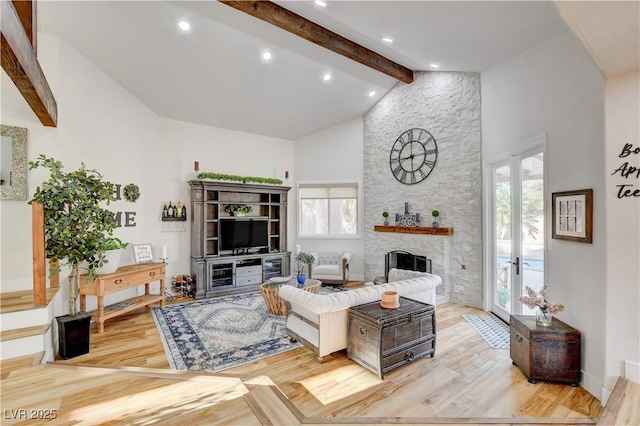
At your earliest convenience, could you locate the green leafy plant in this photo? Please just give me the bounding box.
[123,183,140,202]
[431,210,440,218]
[382,211,389,218]
[103,237,129,251]
[29,154,117,315]
[295,252,315,275]
[224,204,252,215]
[197,172,283,185]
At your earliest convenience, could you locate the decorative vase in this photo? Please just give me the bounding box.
[536,308,553,327]
[432,221,439,228]
[296,273,306,285]
[380,290,400,309]
[383,220,389,226]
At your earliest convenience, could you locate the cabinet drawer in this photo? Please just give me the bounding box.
[381,315,434,351]
[236,274,262,287]
[103,267,163,292]
[236,266,262,277]
[382,339,434,370]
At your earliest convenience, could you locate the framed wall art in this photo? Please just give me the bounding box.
[132,243,154,263]
[552,189,593,243]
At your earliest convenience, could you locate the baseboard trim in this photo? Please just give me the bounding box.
[624,360,640,383]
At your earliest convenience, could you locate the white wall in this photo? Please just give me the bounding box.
[293,118,365,280]
[482,31,607,399]
[605,70,640,388]
[0,34,294,309]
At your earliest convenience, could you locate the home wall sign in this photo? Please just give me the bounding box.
[111,184,137,227]
[611,143,640,198]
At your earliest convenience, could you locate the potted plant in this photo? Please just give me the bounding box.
[29,155,118,359]
[224,203,252,216]
[382,210,389,226]
[431,210,440,228]
[295,252,315,285]
[87,237,129,275]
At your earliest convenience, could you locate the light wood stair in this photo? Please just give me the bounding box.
[0,288,60,361]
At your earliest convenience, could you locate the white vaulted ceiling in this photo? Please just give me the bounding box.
[35,1,638,140]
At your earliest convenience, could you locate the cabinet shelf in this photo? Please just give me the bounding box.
[374,225,453,235]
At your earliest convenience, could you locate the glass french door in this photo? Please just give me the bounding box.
[491,147,545,323]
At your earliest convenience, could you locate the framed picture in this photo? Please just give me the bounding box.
[552,189,593,243]
[132,243,154,263]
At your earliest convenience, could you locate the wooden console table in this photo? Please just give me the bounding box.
[79,263,166,333]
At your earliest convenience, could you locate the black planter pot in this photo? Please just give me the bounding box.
[56,312,92,359]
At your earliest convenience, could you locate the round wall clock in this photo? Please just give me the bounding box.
[389,128,438,185]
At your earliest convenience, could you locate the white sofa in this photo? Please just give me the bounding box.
[278,268,442,361]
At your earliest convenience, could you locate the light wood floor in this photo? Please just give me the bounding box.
[1,298,613,425]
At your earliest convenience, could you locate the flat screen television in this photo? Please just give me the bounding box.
[220,218,269,251]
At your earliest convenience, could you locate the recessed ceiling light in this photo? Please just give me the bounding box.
[382,37,393,44]
[178,20,190,32]
[262,51,272,61]
[323,73,332,81]
[430,63,440,69]
[314,0,327,7]
[368,91,376,97]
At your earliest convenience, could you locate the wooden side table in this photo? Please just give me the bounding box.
[79,263,166,333]
[510,315,581,386]
[259,278,321,316]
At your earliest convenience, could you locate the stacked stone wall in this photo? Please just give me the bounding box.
[363,71,482,307]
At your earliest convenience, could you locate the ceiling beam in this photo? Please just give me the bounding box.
[219,1,414,84]
[12,0,37,50]
[1,0,57,127]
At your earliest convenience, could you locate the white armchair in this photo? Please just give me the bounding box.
[310,251,352,285]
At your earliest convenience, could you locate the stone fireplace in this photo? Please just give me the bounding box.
[363,71,483,308]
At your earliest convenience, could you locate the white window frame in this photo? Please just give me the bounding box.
[297,180,362,239]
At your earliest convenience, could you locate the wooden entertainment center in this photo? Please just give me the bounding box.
[189,180,291,298]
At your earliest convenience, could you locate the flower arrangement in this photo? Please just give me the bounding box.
[519,285,565,326]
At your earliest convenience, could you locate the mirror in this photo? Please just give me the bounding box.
[0,125,27,201]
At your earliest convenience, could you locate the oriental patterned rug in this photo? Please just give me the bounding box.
[152,286,344,372]
[151,292,301,372]
[463,314,510,349]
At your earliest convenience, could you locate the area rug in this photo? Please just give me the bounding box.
[463,314,510,349]
[151,292,301,372]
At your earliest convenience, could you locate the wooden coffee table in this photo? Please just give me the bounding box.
[260,278,321,316]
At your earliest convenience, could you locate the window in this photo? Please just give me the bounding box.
[298,182,359,237]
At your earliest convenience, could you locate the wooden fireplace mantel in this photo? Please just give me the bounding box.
[374,225,454,235]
